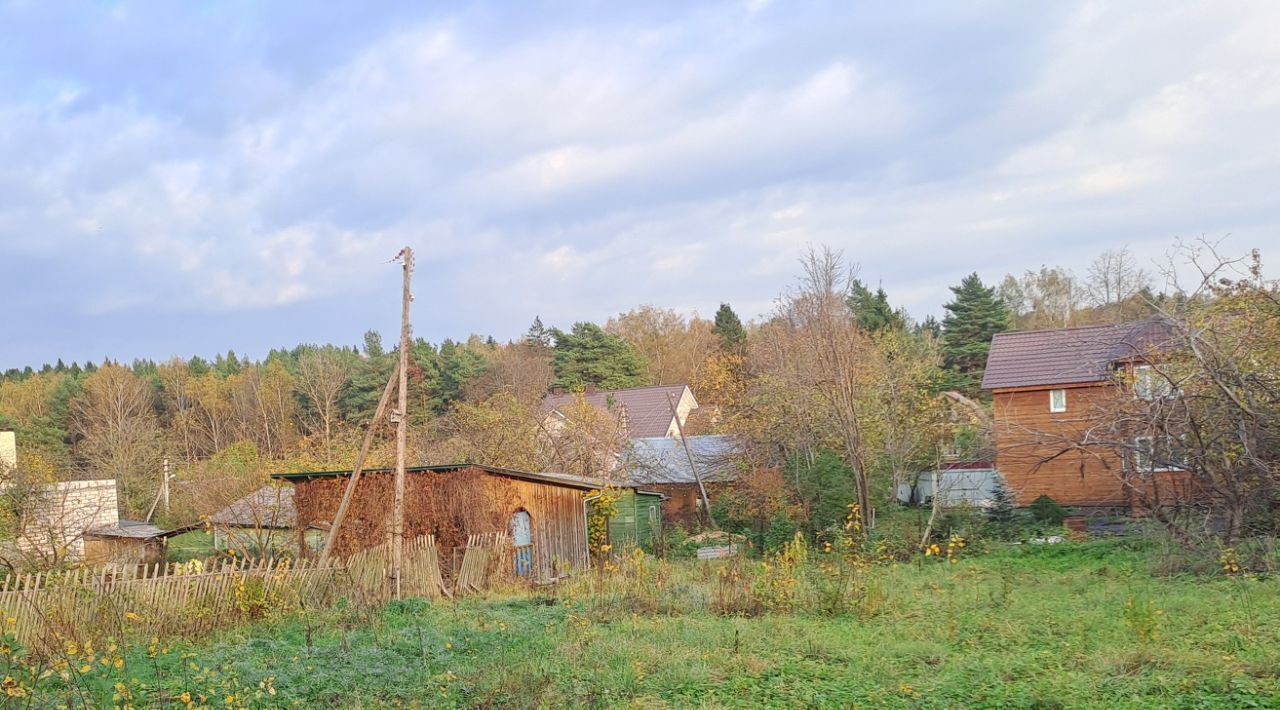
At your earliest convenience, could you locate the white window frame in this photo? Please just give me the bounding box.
[1133,364,1173,400]
[1133,435,1184,473]
[1049,388,1067,413]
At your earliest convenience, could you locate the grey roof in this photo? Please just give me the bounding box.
[210,486,296,529]
[542,384,693,438]
[982,319,1176,391]
[85,519,192,540]
[622,435,743,485]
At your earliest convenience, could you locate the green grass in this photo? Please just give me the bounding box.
[28,538,1280,707]
[167,529,217,562]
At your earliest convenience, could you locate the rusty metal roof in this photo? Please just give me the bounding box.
[982,319,1175,391]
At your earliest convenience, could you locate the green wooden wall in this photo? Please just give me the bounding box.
[594,489,663,547]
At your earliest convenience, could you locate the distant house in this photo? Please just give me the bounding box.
[983,319,1193,509]
[541,384,699,439]
[208,486,321,556]
[8,479,120,563]
[622,435,741,527]
[5,477,187,566]
[83,520,191,566]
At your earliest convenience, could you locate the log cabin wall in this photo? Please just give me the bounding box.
[992,383,1128,507]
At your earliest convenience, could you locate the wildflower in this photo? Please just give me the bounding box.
[125,612,140,621]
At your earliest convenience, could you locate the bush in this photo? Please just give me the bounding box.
[1029,494,1068,526]
[762,512,802,554]
[987,479,1016,525]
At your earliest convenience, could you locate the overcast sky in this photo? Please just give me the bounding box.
[2,1,1277,368]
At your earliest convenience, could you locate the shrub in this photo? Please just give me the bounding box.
[987,479,1016,525]
[1029,494,1068,526]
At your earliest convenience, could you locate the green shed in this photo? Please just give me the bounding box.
[590,488,665,549]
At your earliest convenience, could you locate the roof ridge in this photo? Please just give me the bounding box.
[546,383,687,396]
[992,322,1124,338]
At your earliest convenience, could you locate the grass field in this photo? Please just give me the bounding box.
[39,536,1278,708]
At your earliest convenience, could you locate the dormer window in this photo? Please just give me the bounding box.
[1049,389,1067,413]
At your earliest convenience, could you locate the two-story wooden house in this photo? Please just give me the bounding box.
[982,319,1190,509]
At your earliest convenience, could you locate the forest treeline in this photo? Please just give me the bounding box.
[0,244,1239,531]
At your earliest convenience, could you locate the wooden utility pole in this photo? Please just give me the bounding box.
[317,364,399,565]
[162,457,171,514]
[667,391,714,526]
[391,247,414,600]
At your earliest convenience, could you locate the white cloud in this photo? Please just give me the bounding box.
[0,0,1277,366]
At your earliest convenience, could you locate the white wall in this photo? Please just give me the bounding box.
[0,431,15,474]
[14,479,120,562]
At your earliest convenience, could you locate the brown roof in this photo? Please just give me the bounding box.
[210,486,296,529]
[982,319,1176,391]
[542,384,693,438]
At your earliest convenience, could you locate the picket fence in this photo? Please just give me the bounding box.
[455,532,513,594]
[0,533,519,652]
[345,534,450,601]
[0,557,342,653]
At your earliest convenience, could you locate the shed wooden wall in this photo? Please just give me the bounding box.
[992,384,1128,507]
[645,483,731,529]
[83,537,166,566]
[291,467,588,580]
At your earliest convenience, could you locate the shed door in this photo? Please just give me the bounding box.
[510,510,533,577]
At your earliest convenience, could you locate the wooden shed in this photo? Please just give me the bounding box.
[597,488,665,548]
[82,520,193,566]
[271,464,597,581]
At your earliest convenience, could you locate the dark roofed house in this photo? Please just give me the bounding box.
[983,318,1193,508]
[208,486,319,556]
[541,384,698,439]
[622,435,742,527]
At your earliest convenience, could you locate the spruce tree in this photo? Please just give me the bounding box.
[846,280,905,332]
[940,273,1009,396]
[550,322,648,390]
[712,303,746,349]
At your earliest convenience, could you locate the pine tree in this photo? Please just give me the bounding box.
[550,322,648,390]
[916,315,942,339]
[712,303,746,349]
[524,316,552,349]
[362,330,385,358]
[940,273,1009,396]
[846,280,905,332]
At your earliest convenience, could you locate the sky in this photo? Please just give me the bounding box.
[2,1,1278,368]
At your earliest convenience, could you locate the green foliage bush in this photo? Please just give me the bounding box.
[1029,494,1068,525]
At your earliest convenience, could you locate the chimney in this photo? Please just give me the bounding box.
[585,384,597,395]
[0,431,15,474]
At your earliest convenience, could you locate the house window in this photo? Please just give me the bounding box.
[1133,365,1173,400]
[1049,389,1067,413]
[1133,436,1185,473]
